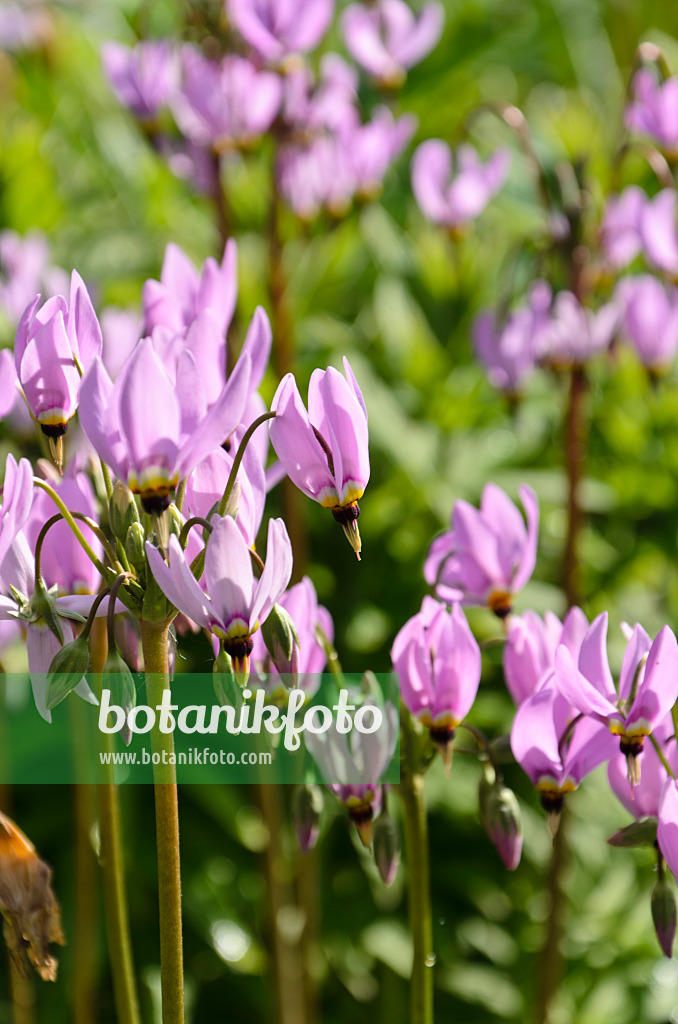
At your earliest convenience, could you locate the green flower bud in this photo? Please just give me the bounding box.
[102,650,137,746]
[652,878,676,957]
[292,784,323,853]
[167,503,184,541]
[109,481,140,540]
[373,810,400,886]
[125,522,146,574]
[607,816,658,848]
[46,634,91,710]
[261,604,299,686]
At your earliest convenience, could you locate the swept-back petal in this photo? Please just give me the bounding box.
[250,518,293,628]
[146,537,213,628]
[204,516,254,631]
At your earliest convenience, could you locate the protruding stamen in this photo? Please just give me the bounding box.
[332,502,362,560]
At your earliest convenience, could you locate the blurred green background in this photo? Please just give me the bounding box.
[3,0,678,1021]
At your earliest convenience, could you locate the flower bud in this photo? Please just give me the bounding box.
[125,522,146,574]
[102,650,137,746]
[46,634,91,710]
[261,603,300,687]
[607,816,658,848]
[223,481,241,521]
[479,772,523,870]
[652,878,677,957]
[213,649,243,712]
[167,503,184,540]
[373,810,400,886]
[108,480,140,540]
[0,811,65,980]
[292,784,323,853]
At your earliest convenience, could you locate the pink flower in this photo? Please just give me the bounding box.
[412,141,509,226]
[15,271,102,439]
[473,281,551,393]
[625,70,678,150]
[615,275,678,371]
[142,241,238,339]
[227,0,334,62]
[171,48,281,149]
[554,615,678,786]
[424,483,539,617]
[391,596,480,755]
[511,676,615,828]
[503,606,589,705]
[269,358,369,558]
[101,40,178,120]
[342,0,443,85]
[79,339,251,512]
[147,515,293,677]
[609,717,678,820]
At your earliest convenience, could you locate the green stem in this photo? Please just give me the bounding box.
[140,618,185,1024]
[33,480,109,580]
[101,460,114,503]
[174,479,187,514]
[534,805,568,1024]
[98,765,142,1024]
[90,619,142,1024]
[217,411,276,516]
[34,479,140,614]
[563,366,587,608]
[650,733,675,778]
[399,713,434,1024]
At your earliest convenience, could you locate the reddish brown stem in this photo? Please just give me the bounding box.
[269,142,309,578]
[563,366,587,608]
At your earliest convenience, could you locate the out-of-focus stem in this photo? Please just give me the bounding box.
[534,806,569,1024]
[563,365,587,608]
[257,783,307,1024]
[10,961,35,1024]
[269,139,309,579]
[399,712,434,1024]
[90,619,141,1024]
[296,845,320,1024]
[73,780,99,1024]
[140,619,185,1024]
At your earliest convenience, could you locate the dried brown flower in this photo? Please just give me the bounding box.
[0,811,65,981]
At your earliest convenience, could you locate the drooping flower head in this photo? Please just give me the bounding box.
[305,698,399,845]
[15,272,102,457]
[342,0,443,86]
[391,596,480,761]
[554,614,678,786]
[615,275,678,373]
[147,515,293,679]
[412,140,510,228]
[511,676,616,832]
[473,281,551,393]
[424,483,539,617]
[227,0,335,62]
[625,70,678,151]
[101,40,178,120]
[270,358,369,558]
[171,48,282,150]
